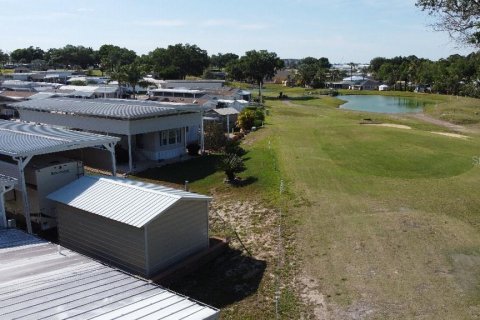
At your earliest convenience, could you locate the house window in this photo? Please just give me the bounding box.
[169,129,176,144]
[160,129,182,146]
[161,131,168,145]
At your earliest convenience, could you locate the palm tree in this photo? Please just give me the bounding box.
[109,68,127,98]
[109,62,152,99]
[121,62,151,99]
[348,62,357,81]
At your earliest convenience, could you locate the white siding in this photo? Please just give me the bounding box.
[57,204,147,276]
[19,109,202,136]
[146,200,209,276]
[129,112,202,135]
[19,110,131,135]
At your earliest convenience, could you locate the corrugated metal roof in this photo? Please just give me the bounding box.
[11,98,198,120]
[48,176,211,228]
[0,120,119,157]
[0,228,219,320]
[211,107,239,116]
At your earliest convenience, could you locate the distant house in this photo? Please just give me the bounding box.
[55,84,120,98]
[159,79,225,90]
[149,88,207,99]
[272,69,295,84]
[13,66,31,73]
[204,107,240,133]
[349,79,381,91]
[1,73,35,81]
[48,175,212,277]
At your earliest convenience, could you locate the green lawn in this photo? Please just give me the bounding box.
[268,96,480,318]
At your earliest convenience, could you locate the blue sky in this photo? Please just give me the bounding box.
[0,0,473,62]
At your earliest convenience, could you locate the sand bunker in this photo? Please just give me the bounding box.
[363,123,412,130]
[430,131,469,139]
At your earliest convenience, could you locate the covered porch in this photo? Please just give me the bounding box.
[0,120,119,233]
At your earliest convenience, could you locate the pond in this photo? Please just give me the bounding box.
[338,95,426,114]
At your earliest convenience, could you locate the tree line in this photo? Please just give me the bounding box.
[369,53,480,97]
[0,44,285,102]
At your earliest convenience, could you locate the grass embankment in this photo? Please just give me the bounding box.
[268,94,480,318]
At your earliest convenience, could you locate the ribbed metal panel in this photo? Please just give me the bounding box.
[12,98,198,120]
[0,229,219,320]
[147,200,209,275]
[48,175,211,228]
[57,205,147,275]
[212,107,239,115]
[0,120,119,156]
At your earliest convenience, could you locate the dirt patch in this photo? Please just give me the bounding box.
[298,275,329,319]
[450,254,480,293]
[210,197,279,260]
[362,123,412,130]
[430,131,469,139]
[410,113,467,132]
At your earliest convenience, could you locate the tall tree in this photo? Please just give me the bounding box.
[297,57,318,87]
[147,43,209,79]
[0,50,9,66]
[416,0,480,47]
[98,44,137,74]
[46,45,97,69]
[240,50,284,103]
[119,61,151,99]
[10,46,44,63]
[210,53,239,69]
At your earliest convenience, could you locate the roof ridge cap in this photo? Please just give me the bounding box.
[93,176,182,199]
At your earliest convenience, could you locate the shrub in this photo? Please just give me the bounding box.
[204,122,227,151]
[237,109,256,130]
[219,153,245,181]
[255,109,265,121]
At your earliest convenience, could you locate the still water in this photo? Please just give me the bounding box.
[339,95,426,113]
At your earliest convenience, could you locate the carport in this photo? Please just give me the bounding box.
[0,120,119,233]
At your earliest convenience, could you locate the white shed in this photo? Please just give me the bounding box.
[48,175,212,277]
[379,84,389,91]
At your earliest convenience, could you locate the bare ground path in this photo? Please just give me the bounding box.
[408,113,468,132]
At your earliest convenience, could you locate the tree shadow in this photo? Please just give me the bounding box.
[230,176,258,187]
[135,154,223,184]
[165,247,266,309]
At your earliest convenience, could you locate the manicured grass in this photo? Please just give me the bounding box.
[268,96,480,318]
